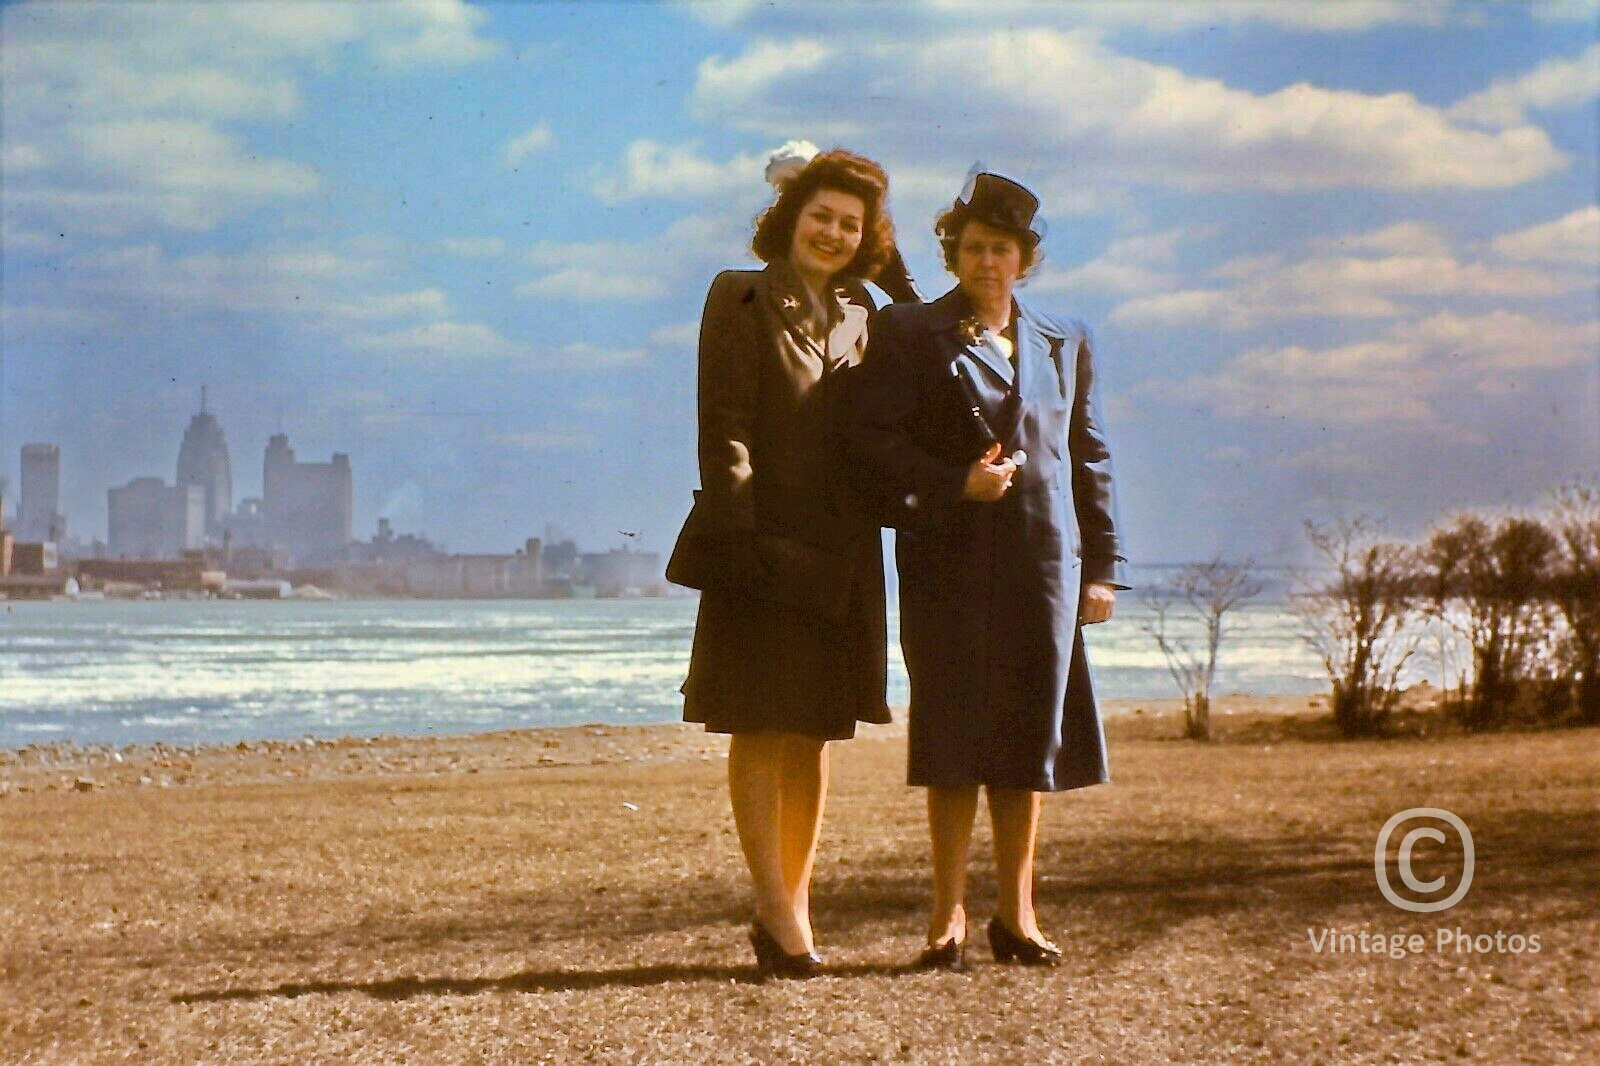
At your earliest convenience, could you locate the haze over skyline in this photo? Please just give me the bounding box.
[3,1,1596,563]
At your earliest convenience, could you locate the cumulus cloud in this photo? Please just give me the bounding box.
[1491,205,1600,266]
[594,141,764,203]
[1032,228,1193,295]
[1,0,502,233]
[690,28,1566,194]
[1113,221,1587,330]
[692,0,1450,34]
[1150,311,1599,430]
[1450,41,1600,127]
[520,213,750,304]
[503,123,554,167]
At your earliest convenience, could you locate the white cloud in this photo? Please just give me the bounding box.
[350,321,516,359]
[1113,221,1587,330]
[1032,228,1191,295]
[594,140,763,203]
[503,123,554,167]
[696,39,832,107]
[1450,41,1600,127]
[691,28,1566,194]
[520,213,750,304]
[1491,206,1600,266]
[648,320,701,349]
[367,0,503,67]
[78,119,317,198]
[692,0,1450,34]
[1,0,501,234]
[330,289,451,320]
[1152,311,1599,430]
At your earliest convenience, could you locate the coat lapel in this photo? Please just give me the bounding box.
[825,297,868,369]
[763,263,821,357]
[929,286,1015,388]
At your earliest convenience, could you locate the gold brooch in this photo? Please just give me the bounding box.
[782,295,800,310]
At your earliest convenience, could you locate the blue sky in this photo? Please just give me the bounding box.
[2,0,1596,564]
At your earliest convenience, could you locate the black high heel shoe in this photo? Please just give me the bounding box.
[987,917,1062,967]
[912,934,968,972]
[749,921,822,980]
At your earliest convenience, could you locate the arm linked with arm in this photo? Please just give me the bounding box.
[839,309,968,529]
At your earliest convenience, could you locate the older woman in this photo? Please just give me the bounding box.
[667,148,912,978]
[842,170,1128,970]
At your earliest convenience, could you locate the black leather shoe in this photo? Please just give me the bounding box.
[987,917,1062,966]
[749,921,822,980]
[912,936,967,972]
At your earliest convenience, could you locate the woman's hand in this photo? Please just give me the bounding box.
[1079,582,1117,624]
[961,442,1016,502]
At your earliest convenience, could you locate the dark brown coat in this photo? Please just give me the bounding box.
[676,261,890,738]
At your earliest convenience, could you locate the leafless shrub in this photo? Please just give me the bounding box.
[1139,558,1265,740]
[1292,520,1423,737]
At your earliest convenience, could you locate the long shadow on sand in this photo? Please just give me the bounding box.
[168,807,1597,1005]
[173,960,913,1003]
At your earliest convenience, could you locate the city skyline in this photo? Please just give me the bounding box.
[2,2,1596,564]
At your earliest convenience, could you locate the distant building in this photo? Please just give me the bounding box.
[263,433,352,564]
[580,546,664,596]
[17,443,65,543]
[223,496,267,549]
[107,477,204,559]
[404,553,543,598]
[347,517,444,563]
[175,388,233,542]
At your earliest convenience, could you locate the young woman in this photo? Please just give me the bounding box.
[669,149,911,978]
[842,170,1128,970]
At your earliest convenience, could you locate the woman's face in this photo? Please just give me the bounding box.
[789,188,866,283]
[954,219,1024,306]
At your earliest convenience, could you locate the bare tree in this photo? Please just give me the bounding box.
[1544,484,1600,725]
[1139,558,1265,740]
[1293,519,1422,737]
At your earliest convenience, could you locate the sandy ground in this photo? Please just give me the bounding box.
[2,696,1596,1064]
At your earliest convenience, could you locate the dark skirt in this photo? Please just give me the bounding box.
[682,559,889,740]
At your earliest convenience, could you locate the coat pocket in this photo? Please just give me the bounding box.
[666,491,758,591]
[753,532,853,623]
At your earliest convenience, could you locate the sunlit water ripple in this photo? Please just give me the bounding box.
[0,597,1327,747]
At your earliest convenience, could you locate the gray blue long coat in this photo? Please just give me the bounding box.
[841,286,1128,790]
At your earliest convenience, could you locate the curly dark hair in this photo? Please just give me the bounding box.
[934,205,1043,279]
[751,149,895,281]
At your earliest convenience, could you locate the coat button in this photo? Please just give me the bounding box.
[904,493,919,510]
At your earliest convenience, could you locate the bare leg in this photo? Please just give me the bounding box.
[777,735,829,950]
[926,785,980,945]
[728,733,809,954]
[988,787,1049,944]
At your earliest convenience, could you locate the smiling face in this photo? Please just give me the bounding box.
[953,219,1025,309]
[788,187,866,286]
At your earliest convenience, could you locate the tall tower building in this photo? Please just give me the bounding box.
[175,387,233,541]
[263,433,353,563]
[17,443,64,543]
